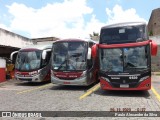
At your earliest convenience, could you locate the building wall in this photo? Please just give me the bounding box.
[148,8,160,36]
[150,36,160,72]
[148,8,160,71]
[32,37,59,45]
[0,28,33,48]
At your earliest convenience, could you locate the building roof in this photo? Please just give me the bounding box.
[32,37,59,44]
[19,44,52,51]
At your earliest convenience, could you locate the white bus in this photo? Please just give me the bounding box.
[51,38,98,86]
[11,44,52,82]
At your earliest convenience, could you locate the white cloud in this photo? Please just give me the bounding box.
[85,15,105,35]
[5,2,147,39]
[7,0,94,38]
[106,4,147,24]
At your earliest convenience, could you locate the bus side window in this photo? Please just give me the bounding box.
[87,59,92,69]
[46,51,51,63]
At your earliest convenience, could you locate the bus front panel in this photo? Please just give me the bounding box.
[99,44,151,90]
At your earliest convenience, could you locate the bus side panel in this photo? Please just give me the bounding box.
[39,63,51,82]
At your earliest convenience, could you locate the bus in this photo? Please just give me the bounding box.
[10,44,52,82]
[51,38,98,86]
[92,22,158,90]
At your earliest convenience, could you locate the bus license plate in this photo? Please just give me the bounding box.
[120,84,129,88]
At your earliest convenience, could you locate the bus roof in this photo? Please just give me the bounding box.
[54,38,96,44]
[19,44,52,51]
[101,22,147,29]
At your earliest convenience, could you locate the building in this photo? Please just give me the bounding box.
[0,27,59,59]
[148,8,160,72]
[0,28,33,58]
[148,8,160,36]
[32,37,59,45]
[150,36,160,72]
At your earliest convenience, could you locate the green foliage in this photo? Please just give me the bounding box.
[89,32,99,37]
[89,32,100,41]
[149,31,153,36]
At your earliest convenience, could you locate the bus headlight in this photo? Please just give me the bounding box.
[29,71,38,76]
[80,71,87,78]
[101,77,110,82]
[75,71,87,81]
[139,76,149,82]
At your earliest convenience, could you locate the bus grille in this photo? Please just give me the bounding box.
[58,77,76,80]
[19,78,32,81]
[110,79,139,88]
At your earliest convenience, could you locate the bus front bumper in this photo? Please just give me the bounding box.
[51,75,91,86]
[15,74,43,82]
[100,77,151,90]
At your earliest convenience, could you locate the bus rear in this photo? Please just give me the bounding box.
[51,39,97,86]
[12,45,52,82]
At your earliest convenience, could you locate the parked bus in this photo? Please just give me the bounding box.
[10,44,52,82]
[51,38,98,86]
[92,22,157,90]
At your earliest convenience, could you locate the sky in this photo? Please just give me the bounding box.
[0,0,160,39]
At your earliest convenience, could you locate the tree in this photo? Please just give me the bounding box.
[89,32,99,41]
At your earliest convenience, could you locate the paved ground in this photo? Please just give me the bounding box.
[0,75,160,120]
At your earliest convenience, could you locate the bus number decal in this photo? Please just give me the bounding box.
[129,76,138,79]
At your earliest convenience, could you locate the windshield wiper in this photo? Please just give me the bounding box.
[124,67,148,72]
[70,53,82,57]
[19,56,28,70]
[126,62,136,67]
[125,62,148,71]
[57,58,67,71]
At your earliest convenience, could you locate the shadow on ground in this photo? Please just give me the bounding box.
[49,83,95,92]
[15,80,51,86]
[94,88,151,98]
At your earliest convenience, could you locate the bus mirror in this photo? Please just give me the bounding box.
[91,44,97,59]
[87,48,91,59]
[42,50,47,59]
[10,51,18,63]
[150,40,158,56]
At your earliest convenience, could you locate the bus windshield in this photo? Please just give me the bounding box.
[52,42,88,71]
[15,50,42,71]
[100,25,146,44]
[99,46,149,72]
